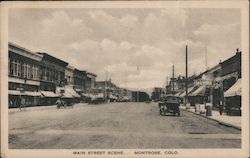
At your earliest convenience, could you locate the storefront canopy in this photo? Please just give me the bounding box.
[96,93,104,98]
[9,90,24,96]
[175,92,183,97]
[41,91,60,97]
[89,94,96,99]
[81,93,89,97]
[9,90,41,97]
[189,85,207,97]
[224,78,241,97]
[25,91,41,97]
[65,87,80,98]
[180,86,198,97]
[109,94,117,99]
[61,90,73,98]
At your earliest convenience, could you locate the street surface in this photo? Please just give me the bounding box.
[9,102,241,149]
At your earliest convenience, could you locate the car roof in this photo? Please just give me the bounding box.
[164,95,180,98]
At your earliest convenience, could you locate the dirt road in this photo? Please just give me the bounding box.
[9,102,241,149]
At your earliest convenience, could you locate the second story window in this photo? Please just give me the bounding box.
[22,63,28,78]
[11,59,21,77]
[27,64,31,79]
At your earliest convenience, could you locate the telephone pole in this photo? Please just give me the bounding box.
[172,65,175,92]
[105,71,107,99]
[185,45,188,108]
[205,45,208,70]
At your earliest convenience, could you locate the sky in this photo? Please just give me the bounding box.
[9,8,241,93]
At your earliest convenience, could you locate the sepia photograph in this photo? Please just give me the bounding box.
[0,1,249,158]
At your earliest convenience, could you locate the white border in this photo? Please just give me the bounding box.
[1,1,249,158]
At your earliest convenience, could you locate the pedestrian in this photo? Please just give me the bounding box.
[20,97,25,111]
[219,102,223,115]
[225,100,231,115]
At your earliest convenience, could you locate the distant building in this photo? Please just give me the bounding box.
[73,69,86,92]
[86,72,97,91]
[151,87,164,101]
[132,91,150,102]
[37,52,69,105]
[65,65,75,86]
[95,80,118,98]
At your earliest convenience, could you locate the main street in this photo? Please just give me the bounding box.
[9,102,240,149]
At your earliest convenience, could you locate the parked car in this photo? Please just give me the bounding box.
[158,95,181,116]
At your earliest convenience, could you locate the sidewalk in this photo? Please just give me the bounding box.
[8,103,88,114]
[9,105,57,113]
[180,104,241,130]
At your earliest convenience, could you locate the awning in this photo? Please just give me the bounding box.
[189,85,207,96]
[75,89,82,92]
[60,86,80,98]
[123,96,129,100]
[62,90,73,98]
[224,78,241,97]
[25,91,41,97]
[89,94,96,99]
[81,93,89,97]
[96,93,104,98]
[9,90,24,96]
[175,92,183,97]
[41,91,60,97]
[66,88,80,98]
[109,94,117,99]
[180,86,198,97]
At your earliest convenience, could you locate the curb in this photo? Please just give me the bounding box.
[181,107,241,130]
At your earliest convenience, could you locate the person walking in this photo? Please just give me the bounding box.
[20,97,25,111]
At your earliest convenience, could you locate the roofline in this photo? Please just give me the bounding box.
[37,52,69,66]
[87,72,97,77]
[9,42,43,58]
[219,51,241,65]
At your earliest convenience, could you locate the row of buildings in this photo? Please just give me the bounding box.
[153,49,241,115]
[8,42,134,107]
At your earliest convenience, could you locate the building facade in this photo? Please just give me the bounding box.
[73,69,87,92]
[8,43,70,107]
[8,43,42,107]
[86,72,97,91]
[65,65,75,86]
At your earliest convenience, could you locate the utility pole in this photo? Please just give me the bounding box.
[166,76,168,95]
[172,65,175,93]
[185,45,188,108]
[137,58,140,102]
[105,71,107,99]
[205,45,208,70]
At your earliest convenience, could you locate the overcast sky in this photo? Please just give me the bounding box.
[9,8,241,93]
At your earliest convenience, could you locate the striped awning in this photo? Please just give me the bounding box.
[25,91,41,97]
[224,79,241,97]
[41,91,60,97]
[180,86,198,97]
[9,90,23,95]
[189,85,207,96]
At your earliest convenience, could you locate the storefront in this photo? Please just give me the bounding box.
[189,85,211,105]
[40,91,60,105]
[224,78,241,116]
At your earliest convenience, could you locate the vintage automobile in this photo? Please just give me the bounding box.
[158,95,181,116]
